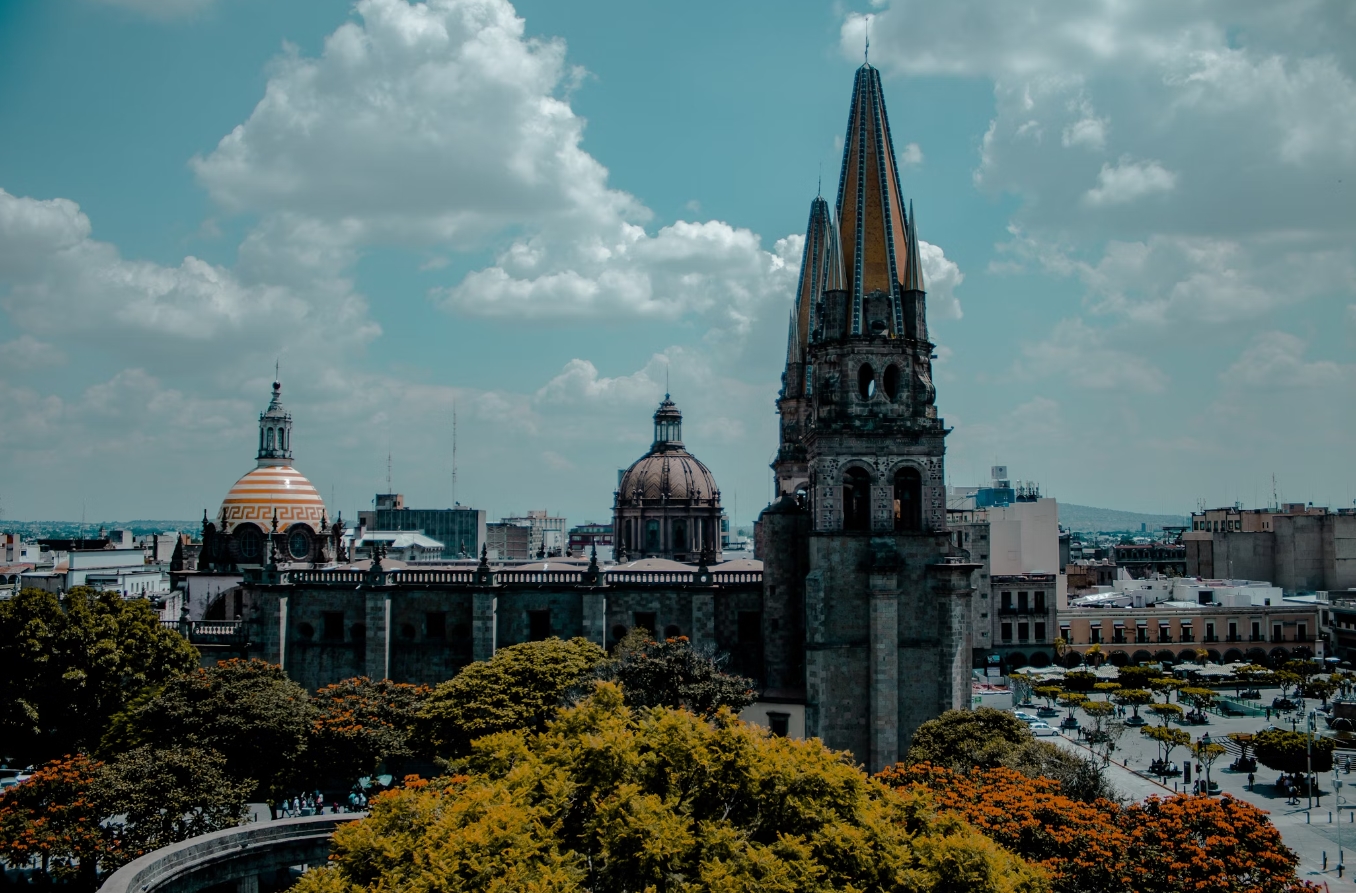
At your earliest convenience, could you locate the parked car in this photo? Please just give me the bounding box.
[1013,711,1038,724]
[1029,721,1057,737]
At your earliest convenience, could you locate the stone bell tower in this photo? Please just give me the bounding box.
[763,62,977,773]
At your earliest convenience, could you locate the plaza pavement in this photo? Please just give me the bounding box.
[982,687,1356,891]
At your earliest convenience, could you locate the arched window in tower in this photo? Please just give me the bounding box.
[266,427,275,450]
[894,467,923,532]
[673,519,687,553]
[645,519,661,553]
[883,364,901,401]
[843,467,871,531]
[857,363,876,399]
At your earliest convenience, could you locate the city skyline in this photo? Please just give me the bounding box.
[1,0,1353,526]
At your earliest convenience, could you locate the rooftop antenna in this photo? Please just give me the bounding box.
[864,16,870,64]
[665,362,671,399]
[386,450,392,493]
[275,357,280,383]
[451,400,458,507]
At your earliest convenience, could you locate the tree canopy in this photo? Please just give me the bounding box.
[0,587,199,765]
[597,633,756,716]
[294,684,1044,893]
[109,658,313,797]
[307,677,432,783]
[420,638,607,755]
[1253,729,1334,776]
[884,763,1312,893]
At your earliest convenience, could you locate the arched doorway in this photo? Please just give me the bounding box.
[1132,650,1153,665]
[1006,652,1029,672]
[1293,647,1314,660]
[1246,648,1268,666]
[1207,650,1222,664]
[1223,648,1244,663]
[1269,648,1290,667]
[843,467,871,531]
[1178,649,1199,665]
[1154,650,1176,665]
[1029,652,1052,668]
[1108,650,1129,667]
[893,467,922,532]
[1062,651,1084,669]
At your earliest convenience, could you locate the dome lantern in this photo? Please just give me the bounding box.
[653,395,683,450]
[257,380,293,467]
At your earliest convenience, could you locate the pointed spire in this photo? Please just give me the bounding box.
[788,196,845,369]
[835,63,910,334]
[902,201,925,293]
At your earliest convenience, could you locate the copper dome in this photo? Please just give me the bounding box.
[615,396,720,504]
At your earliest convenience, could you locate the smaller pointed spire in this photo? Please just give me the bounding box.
[902,201,925,293]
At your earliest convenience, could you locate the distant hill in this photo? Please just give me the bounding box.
[1058,504,1190,533]
[2,520,198,538]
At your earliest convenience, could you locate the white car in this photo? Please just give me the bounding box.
[1029,721,1057,736]
[1013,711,1038,724]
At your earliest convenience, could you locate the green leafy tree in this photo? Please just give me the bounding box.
[1140,725,1191,772]
[0,747,246,889]
[1113,688,1153,720]
[1273,671,1302,698]
[0,587,198,765]
[1253,728,1334,778]
[294,684,1045,893]
[1281,659,1319,681]
[1035,685,1063,710]
[305,678,432,785]
[1148,678,1183,703]
[1192,741,1226,792]
[906,708,1117,802]
[597,634,756,716]
[1058,692,1088,723]
[1092,681,1121,700]
[1178,687,1217,713]
[111,658,313,798]
[420,637,606,756]
[1115,666,1162,690]
[94,746,249,870]
[1301,677,1336,705]
[1148,702,1184,726]
[1062,670,1097,693]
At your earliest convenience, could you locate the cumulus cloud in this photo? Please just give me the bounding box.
[1083,158,1176,206]
[1221,332,1347,388]
[899,142,924,165]
[1015,318,1168,393]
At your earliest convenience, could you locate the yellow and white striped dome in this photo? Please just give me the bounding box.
[218,465,327,534]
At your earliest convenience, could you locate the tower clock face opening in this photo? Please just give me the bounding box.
[288,528,312,559]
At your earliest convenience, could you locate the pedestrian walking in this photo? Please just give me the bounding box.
[1248,771,1255,790]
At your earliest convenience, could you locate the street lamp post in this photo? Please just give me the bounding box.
[1308,712,1315,811]
[1337,770,1345,878]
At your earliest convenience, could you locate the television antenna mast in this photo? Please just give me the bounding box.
[451,401,458,506]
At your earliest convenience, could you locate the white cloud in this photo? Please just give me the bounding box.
[919,239,963,320]
[1221,332,1346,388]
[1015,318,1169,393]
[0,335,65,369]
[1083,158,1176,206]
[899,142,924,165]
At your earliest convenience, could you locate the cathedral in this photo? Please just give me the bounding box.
[188,62,974,772]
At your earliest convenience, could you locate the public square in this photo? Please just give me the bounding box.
[984,685,1356,891]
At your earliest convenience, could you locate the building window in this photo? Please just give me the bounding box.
[1001,591,1013,611]
[768,712,790,737]
[1090,627,1102,644]
[645,520,660,552]
[426,612,446,640]
[1137,626,1148,644]
[1034,621,1046,641]
[322,611,344,640]
[634,612,657,636]
[893,467,922,532]
[844,468,871,531]
[1017,591,1029,612]
[1205,621,1215,641]
[672,519,687,553]
[1273,623,1283,642]
[738,611,762,644]
[1034,591,1046,613]
[1252,621,1262,641]
[528,610,551,642]
[1298,623,1308,641]
[1001,623,1013,642]
[857,363,876,399]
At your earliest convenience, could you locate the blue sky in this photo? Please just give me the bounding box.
[1,0,1353,527]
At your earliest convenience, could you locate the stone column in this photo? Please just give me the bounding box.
[472,591,497,661]
[690,590,716,651]
[869,575,899,773]
[803,570,826,739]
[929,558,980,714]
[365,593,388,680]
[581,591,607,647]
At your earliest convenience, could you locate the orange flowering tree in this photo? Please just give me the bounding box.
[307,677,432,783]
[0,754,106,884]
[881,762,1316,893]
